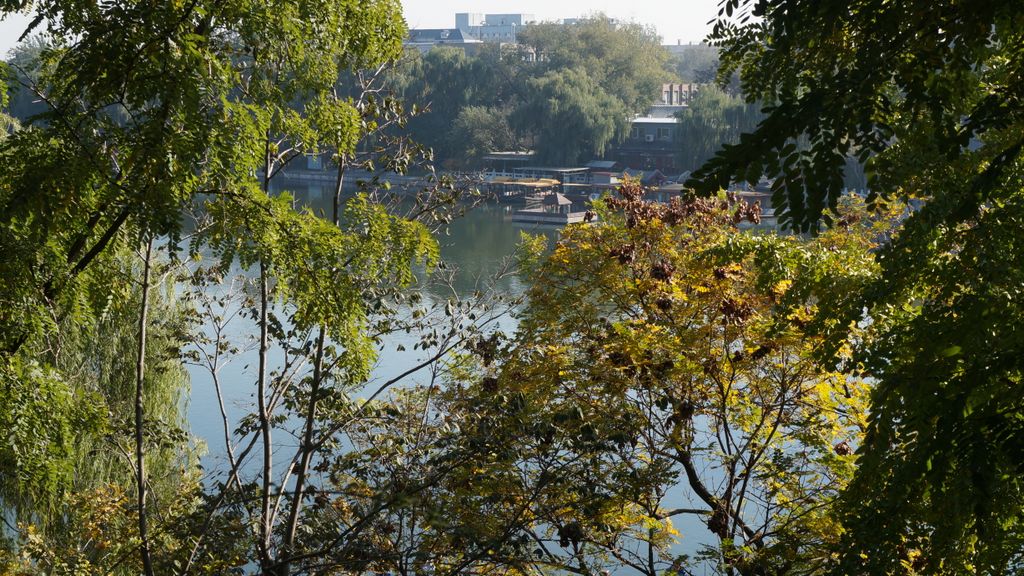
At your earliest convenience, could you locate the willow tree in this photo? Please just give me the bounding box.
[0,0,450,573]
[676,86,762,174]
[517,15,671,115]
[510,15,672,165]
[513,68,629,166]
[0,246,200,574]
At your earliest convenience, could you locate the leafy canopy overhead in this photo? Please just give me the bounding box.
[0,0,407,351]
[691,1,1024,573]
[688,0,1023,232]
[0,0,442,569]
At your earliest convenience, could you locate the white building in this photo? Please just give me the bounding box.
[455,13,537,43]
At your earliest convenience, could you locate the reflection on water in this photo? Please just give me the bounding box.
[186,180,558,461]
[184,178,711,562]
[270,178,561,295]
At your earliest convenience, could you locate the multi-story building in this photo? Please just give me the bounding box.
[455,13,536,44]
[607,84,694,172]
[611,116,680,172]
[405,28,483,54]
[660,82,701,106]
[406,13,538,53]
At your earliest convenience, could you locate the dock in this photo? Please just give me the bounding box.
[510,209,592,225]
[510,192,594,226]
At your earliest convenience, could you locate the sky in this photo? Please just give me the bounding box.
[401,0,720,45]
[0,12,30,55]
[0,0,719,56]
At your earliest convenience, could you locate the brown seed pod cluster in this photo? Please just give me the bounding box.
[733,200,762,225]
[605,181,758,230]
[651,259,675,281]
[481,376,499,393]
[720,297,754,325]
[750,342,777,360]
[836,211,861,228]
[713,266,743,281]
[608,243,636,264]
[707,507,730,538]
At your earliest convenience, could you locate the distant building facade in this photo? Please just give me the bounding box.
[455,13,536,43]
[611,116,680,172]
[603,84,698,172]
[405,13,539,53]
[405,28,483,54]
[661,82,701,105]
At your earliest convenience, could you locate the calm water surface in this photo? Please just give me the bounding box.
[186,183,553,461]
[183,180,708,561]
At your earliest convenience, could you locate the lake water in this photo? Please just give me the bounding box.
[185,183,553,464]
[183,180,710,566]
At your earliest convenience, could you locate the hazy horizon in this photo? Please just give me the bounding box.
[1,1,719,56]
[401,0,719,45]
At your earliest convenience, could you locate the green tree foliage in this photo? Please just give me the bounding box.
[0,245,192,506]
[513,68,629,166]
[513,17,672,165]
[689,0,1024,572]
[676,85,762,173]
[0,0,455,572]
[3,35,49,122]
[669,44,720,84]
[447,105,520,169]
[294,383,543,575]
[392,45,526,166]
[0,358,105,515]
[439,183,895,575]
[517,16,669,115]
[394,47,477,160]
[162,3,448,572]
[390,15,674,167]
[0,246,200,571]
[0,0,407,352]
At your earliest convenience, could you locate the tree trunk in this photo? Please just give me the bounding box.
[279,157,347,574]
[258,139,275,570]
[279,327,326,574]
[135,235,155,576]
[257,258,273,570]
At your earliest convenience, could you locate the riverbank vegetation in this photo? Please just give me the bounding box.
[2,0,1023,575]
[387,16,672,168]
[383,20,767,175]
